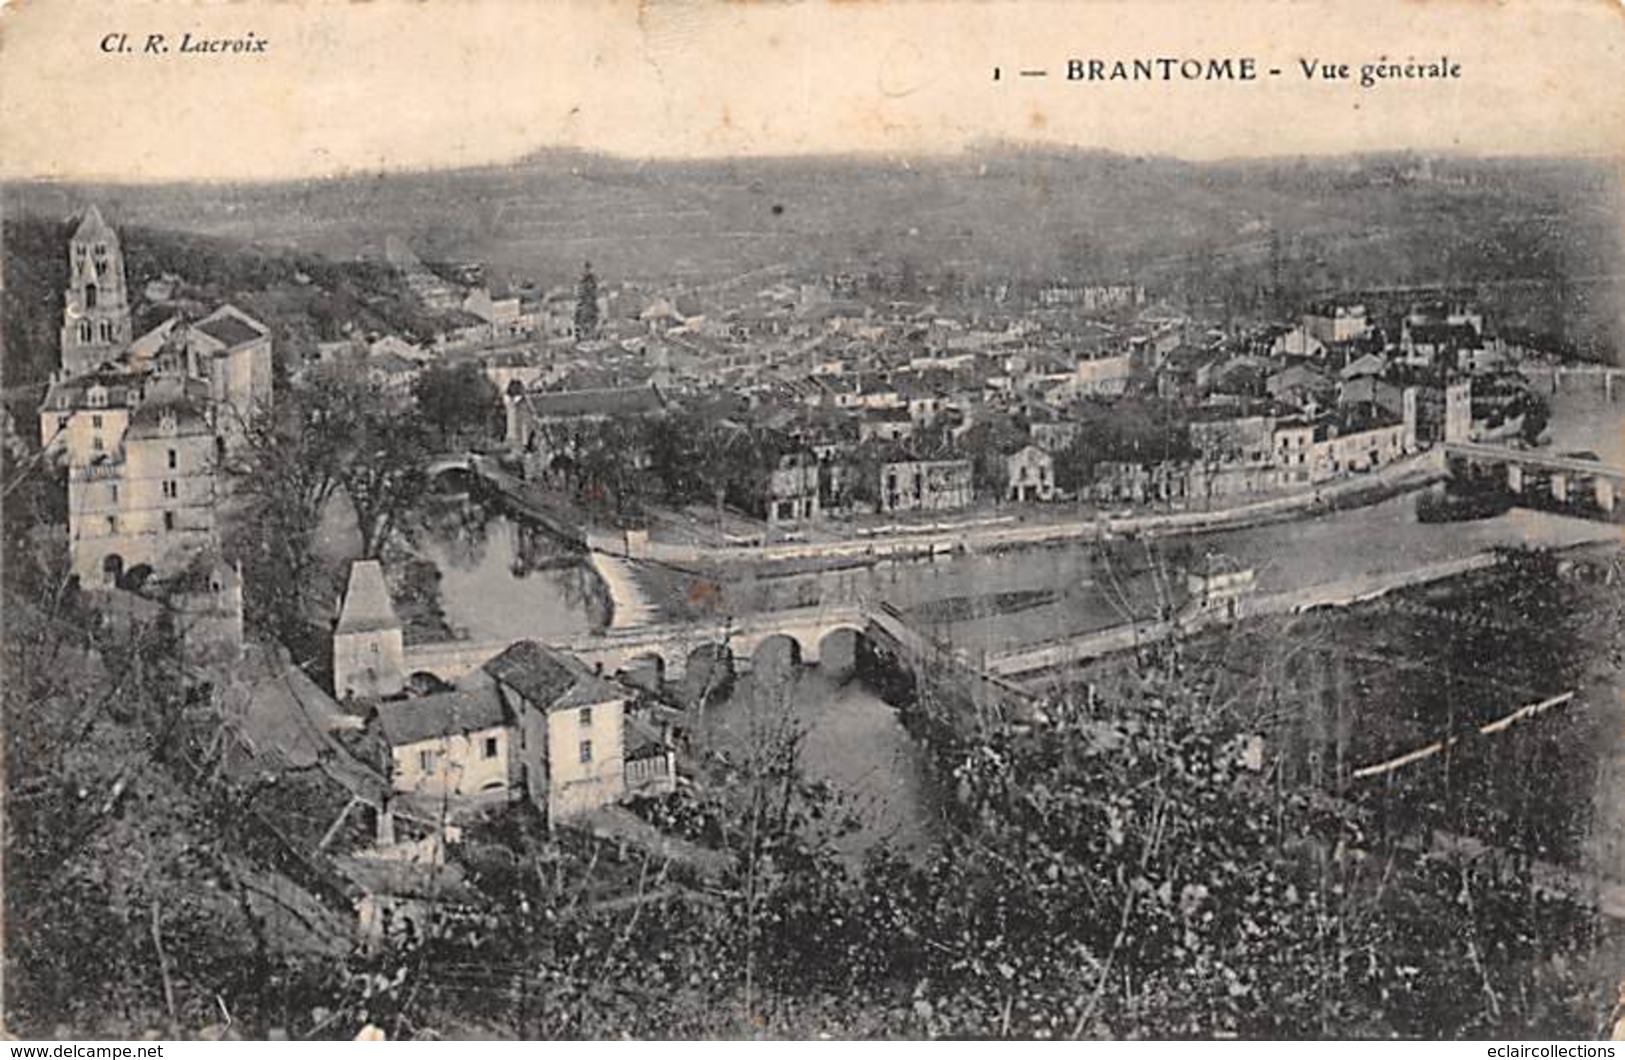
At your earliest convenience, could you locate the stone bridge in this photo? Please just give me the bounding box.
[423,452,482,478]
[1444,441,1623,517]
[402,603,874,685]
[1523,363,1624,401]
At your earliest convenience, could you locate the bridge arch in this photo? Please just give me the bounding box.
[684,642,734,675]
[614,650,670,692]
[428,464,479,493]
[675,642,735,707]
[816,626,867,678]
[750,632,804,674]
[423,454,477,477]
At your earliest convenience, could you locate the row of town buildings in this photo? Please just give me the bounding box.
[481,288,1502,522]
[280,225,1533,535]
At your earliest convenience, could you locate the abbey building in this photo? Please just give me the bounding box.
[39,206,274,587]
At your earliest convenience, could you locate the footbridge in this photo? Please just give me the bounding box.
[424,452,589,546]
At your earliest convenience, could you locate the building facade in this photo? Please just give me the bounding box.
[378,686,515,804]
[68,396,218,586]
[880,458,974,513]
[1006,445,1055,502]
[44,207,276,586]
[766,452,823,525]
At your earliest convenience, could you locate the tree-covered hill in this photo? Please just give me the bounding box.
[2,215,449,391]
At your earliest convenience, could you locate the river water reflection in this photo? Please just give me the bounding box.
[415,493,605,643]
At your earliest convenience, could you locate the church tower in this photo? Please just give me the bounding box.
[59,205,133,378]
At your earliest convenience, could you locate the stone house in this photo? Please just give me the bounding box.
[377,685,515,806]
[1005,444,1055,502]
[485,640,674,825]
[858,407,916,444]
[503,383,666,473]
[880,457,974,513]
[766,451,822,526]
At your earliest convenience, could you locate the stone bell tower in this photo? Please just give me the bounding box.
[59,205,133,378]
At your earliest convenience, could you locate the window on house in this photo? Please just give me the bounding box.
[578,706,592,727]
[57,416,69,432]
[578,740,592,764]
[98,322,112,343]
[84,284,98,309]
[77,321,93,343]
[92,436,103,452]
[109,484,118,503]
[91,415,102,429]
[105,516,116,533]
[419,749,439,773]
[483,736,499,760]
[162,480,177,499]
[167,448,178,469]
[163,511,175,532]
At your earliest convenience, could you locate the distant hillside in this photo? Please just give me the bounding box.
[4,148,1621,362]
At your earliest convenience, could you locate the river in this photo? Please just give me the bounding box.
[413,490,607,643]
[424,386,1623,856]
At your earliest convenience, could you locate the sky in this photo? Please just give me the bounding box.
[0,0,1623,183]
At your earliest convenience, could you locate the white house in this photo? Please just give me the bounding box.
[1006,445,1055,502]
[377,685,514,805]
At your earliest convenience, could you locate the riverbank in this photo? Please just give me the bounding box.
[596,448,1449,570]
[583,450,1449,624]
[989,548,1505,677]
[1013,536,1623,685]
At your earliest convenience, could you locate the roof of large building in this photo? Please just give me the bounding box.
[125,396,211,439]
[376,684,508,748]
[335,560,400,635]
[484,640,625,712]
[40,368,149,412]
[521,385,664,421]
[193,305,270,350]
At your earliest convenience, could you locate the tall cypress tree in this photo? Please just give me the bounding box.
[574,261,600,339]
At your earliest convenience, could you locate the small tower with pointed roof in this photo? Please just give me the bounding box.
[333,559,405,702]
[59,205,133,378]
